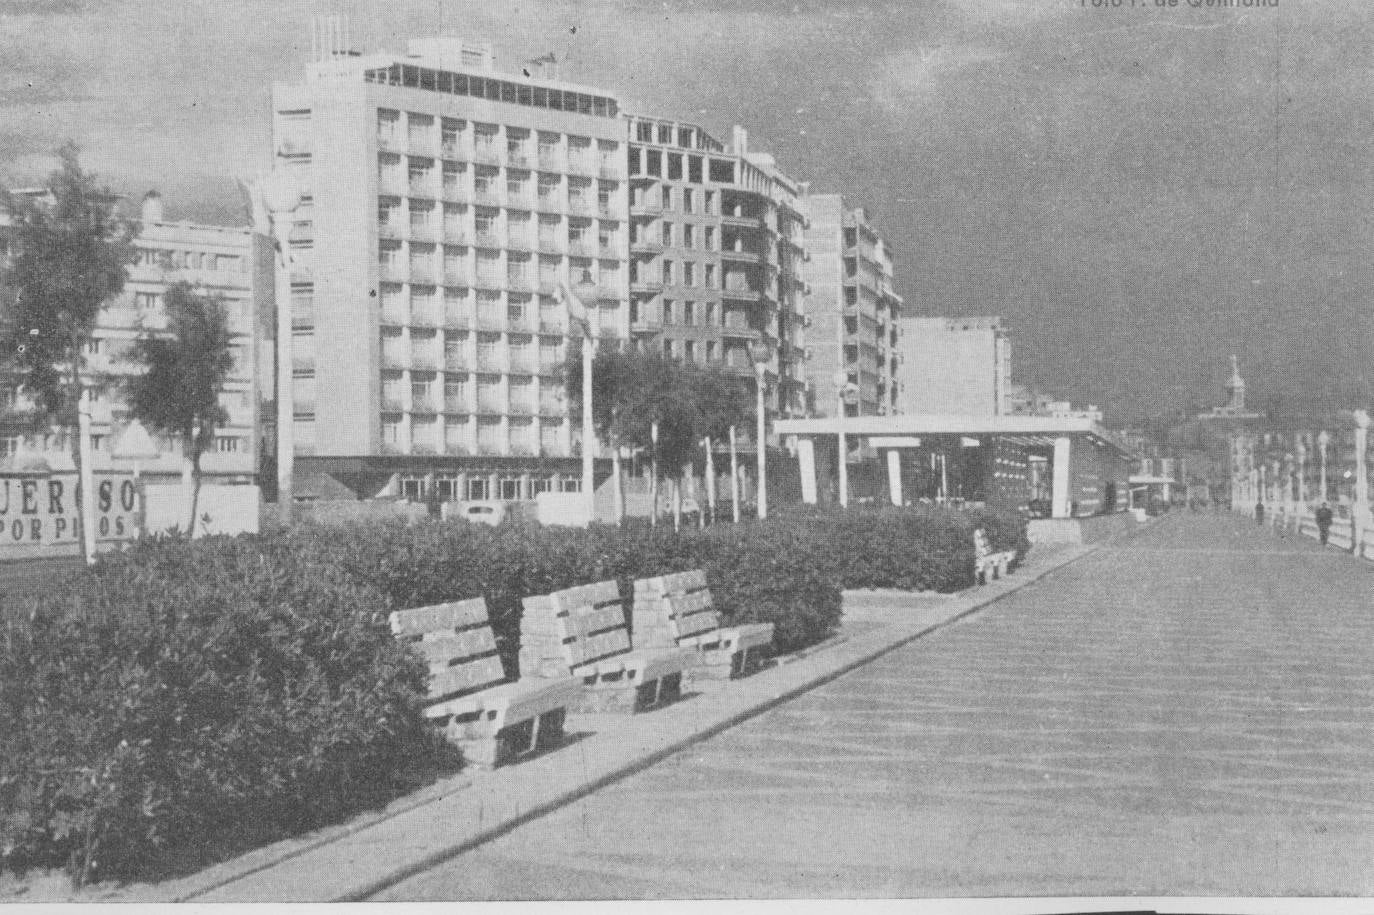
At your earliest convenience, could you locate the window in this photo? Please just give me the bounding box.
[688,156,703,184]
[683,301,695,324]
[135,292,159,312]
[682,224,695,249]
[704,226,715,250]
[667,153,682,181]
[661,260,672,285]
[683,263,695,287]
[646,149,662,177]
[84,338,104,356]
[661,222,673,246]
[684,340,695,363]
[90,434,106,452]
[466,476,490,500]
[682,189,694,214]
[705,264,715,288]
[660,186,672,209]
[216,436,241,453]
[706,341,717,362]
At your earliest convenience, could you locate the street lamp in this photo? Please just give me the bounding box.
[259,168,301,525]
[561,269,599,524]
[749,339,771,520]
[1317,429,1330,502]
[832,369,855,508]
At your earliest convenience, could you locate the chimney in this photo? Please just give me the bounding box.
[141,190,164,225]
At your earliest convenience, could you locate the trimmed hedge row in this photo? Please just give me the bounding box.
[0,504,1027,884]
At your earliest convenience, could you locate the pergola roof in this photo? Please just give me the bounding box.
[773,413,1132,456]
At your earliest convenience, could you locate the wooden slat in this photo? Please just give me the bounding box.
[390,597,490,637]
[428,654,506,700]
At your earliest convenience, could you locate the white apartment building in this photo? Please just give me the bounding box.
[1,191,265,482]
[272,35,630,501]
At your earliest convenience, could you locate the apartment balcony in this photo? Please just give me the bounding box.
[444,398,470,414]
[444,311,472,330]
[408,181,437,200]
[721,285,763,304]
[410,398,439,415]
[630,280,663,296]
[721,248,763,265]
[379,441,406,455]
[443,270,471,287]
[476,314,505,331]
[441,184,470,204]
[444,353,470,372]
[380,306,408,326]
[506,235,534,252]
[537,278,560,296]
[596,206,618,221]
[473,144,501,165]
[567,241,597,258]
[567,198,597,218]
[721,214,765,231]
[629,199,663,217]
[408,266,437,285]
[567,156,596,175]
[509,357,539,375]
[473,189,502,208]
[379,262,407,283]
[538,361,563,377]
[378,176,409,197]
[630,314,662,334]
[410,310,440,329]
[476,356,504,373]
[508,401,538,416]
[629,239,663,255]
[381,351,407,371]
[597,245,620,259]
[292,354,315,372]
[538,152,562,171]
[475,399,504,415]
[473,233,502,250]
[507,151,533,169]
[507,194,535,212]
[538,320,565,335]
[376,133,403,154]
[440,143,466,161]
[378,221,404,240]
[410,352,441,371]
[408,224,438,243]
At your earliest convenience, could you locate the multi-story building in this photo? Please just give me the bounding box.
[624,119,809,420]
[802,196,901,417]
[1,190,265,482]
[894,316,1011,417]
[272,35,630,501]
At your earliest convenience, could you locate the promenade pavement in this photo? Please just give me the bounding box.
[376,512,1374,899]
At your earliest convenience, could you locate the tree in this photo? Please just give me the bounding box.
[565,346,751,526]
[126,282,235,533]
[1,143,134,554]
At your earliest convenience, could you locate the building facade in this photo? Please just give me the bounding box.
[894,316,1010,417]
[1,191,265,482]
[273,36,630,501]
[802,196,901,417]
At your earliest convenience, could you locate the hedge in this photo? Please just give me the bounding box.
[0,503,1026,885]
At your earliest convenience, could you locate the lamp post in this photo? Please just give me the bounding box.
[832,370,855,508]
[749,339,771,520]
[560,271,599,524]
[260,168,301,526]
[1317,429,1330,502]
[1295,436,1307,506]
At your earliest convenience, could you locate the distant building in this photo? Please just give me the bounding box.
[801,196,901,418]
[1,190,266,482]
[894,316,1010,417]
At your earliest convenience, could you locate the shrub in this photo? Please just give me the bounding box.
[0,535,457,885]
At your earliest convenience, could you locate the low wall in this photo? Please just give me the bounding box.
[295,500,429,527]
[1029,510,1141,545]
[144,484,261,538]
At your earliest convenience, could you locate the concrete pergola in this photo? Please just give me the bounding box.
[773,413,1132,519]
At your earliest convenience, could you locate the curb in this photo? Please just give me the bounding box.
[114,540,1102,903]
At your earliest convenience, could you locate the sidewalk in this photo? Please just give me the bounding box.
[101,539,1102,903]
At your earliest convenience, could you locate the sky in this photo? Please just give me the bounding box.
[1,0,1370,423]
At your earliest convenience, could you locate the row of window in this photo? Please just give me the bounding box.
[632,185,721,216]
[135,248,245,273]
[0,432,245,457]
[364,67,621,118]
[398,473,583,503]
[628,146,737,186]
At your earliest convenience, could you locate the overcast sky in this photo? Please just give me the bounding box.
[2,0,1369,422]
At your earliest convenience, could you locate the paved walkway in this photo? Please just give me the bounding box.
[377,514,1374,899]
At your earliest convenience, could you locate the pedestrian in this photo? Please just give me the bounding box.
[1315,501,1334,546]
[1255,500,1265,524]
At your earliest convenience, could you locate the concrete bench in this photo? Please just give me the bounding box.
[631,570,774,681]
[390,598,580,768]
[520,579,694,713]
[974,527,1015,584]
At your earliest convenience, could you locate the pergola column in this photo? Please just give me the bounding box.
[1051,435,1073,519]
[886,449,902,506]
[797,436,817,505]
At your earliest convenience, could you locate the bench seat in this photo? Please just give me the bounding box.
[973,527,1016,584]
[521,579,694,714]
[632,571,775,682]
[391,597,579,768]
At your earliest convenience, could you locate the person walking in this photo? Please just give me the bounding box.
[1255,500,1265,524]
[1316,501,1334,546]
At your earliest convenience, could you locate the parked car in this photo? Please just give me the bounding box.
[453,500,507,527]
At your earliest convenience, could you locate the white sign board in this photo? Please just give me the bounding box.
[0,472,138,557]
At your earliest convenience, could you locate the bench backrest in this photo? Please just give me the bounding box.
[973,528,992,559]
[520,579,632,677]
[632,570,721,649]
[389,597,506,702]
